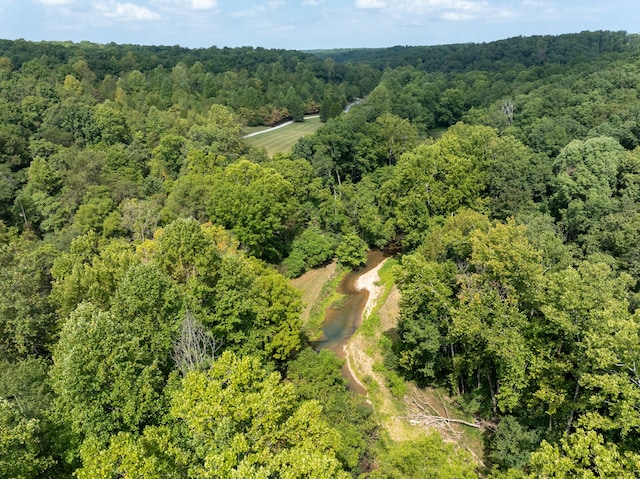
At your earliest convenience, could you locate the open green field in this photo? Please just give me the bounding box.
[245,117,322,156]
[241,124,270,136]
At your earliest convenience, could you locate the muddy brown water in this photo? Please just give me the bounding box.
[311,250,386,394]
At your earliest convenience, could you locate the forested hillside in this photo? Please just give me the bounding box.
[313,30,640,72]
[3,30,640,477]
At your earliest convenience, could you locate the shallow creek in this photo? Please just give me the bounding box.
[311,250,386,394]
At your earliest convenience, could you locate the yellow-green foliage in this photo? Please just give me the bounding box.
[369,432,477,479]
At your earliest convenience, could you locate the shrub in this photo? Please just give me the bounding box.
[336,233,367,269]
[283,227,335,278]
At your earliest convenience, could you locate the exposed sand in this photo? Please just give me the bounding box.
[301,257,484,454]
[342,259,388,401]
[354,258,387,321]
[344,260,420,441]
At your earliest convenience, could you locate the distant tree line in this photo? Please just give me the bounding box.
[314,30,640,72]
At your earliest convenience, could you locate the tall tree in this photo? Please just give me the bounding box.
[550,136,624,241]
[51,263,182,442]
[171,351,351,478]
[207,159,296,262]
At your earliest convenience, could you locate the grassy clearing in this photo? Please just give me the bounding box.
[290,260,336,324]
[245,117,322,156]
[304,266,348,341]
[241,125,269,136]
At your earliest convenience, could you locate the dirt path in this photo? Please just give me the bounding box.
[243,100,359,139]
[242,115,320,138]
[295,258,485,456]
[344,271,421,441]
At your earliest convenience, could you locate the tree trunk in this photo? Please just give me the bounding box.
[565,380,581,434]
[334,168,342,187]
[486,369,498,417]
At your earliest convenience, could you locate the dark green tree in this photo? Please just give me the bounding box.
[207,159,296,262]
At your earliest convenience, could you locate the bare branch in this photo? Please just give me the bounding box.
[502,97,515,126]
[403,393,485,431]
[405,415,482,429]
[173,312,222,376]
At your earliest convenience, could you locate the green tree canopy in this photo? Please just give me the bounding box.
[207,159,296,262]
[171,350,351,478]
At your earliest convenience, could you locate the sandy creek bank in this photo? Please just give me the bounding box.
[309,251,388,394]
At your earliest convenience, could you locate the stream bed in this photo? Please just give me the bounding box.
[311,250,386,393]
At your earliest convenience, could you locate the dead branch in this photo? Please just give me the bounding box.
[173,312,222,376]
[404,393,482,430]
[404,414,481,429]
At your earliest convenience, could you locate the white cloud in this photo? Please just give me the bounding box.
[366,0,515,21]
[187,0,217,9]
[151,0,218,10]
[441,11,473,20]
[396,0,488,14]
[355,0,387,8]
[36,0,74,4]
[94,1,161,21]
[232,1,285,18]
[302,0,324,6]
[355,0,492,15]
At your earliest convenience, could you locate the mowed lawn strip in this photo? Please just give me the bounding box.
[245,117,322,156]
[241,125,270,136]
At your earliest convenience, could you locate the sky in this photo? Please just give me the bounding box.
[1,0,639,51]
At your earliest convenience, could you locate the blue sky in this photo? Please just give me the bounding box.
[1,0,639,50]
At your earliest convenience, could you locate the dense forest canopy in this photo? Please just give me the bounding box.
[3,30,640,477]
[313,30,640,71]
